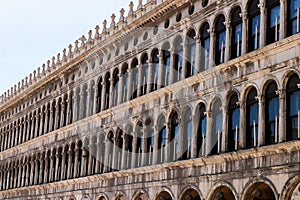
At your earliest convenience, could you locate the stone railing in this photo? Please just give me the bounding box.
[0,0,168,106]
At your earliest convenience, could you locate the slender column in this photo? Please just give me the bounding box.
[34,158,39,185]
[60,100,65,127]
[241,12,248,55]
[208,29,215,68]
[79,92,84,119]
[48,104,54,132]
[24,160,30,186]
[280,0,286,40]
[26,116,31,141]
[109,78,114,108]
[54,151,60,181]
[205,111,213,156]
[121,134,127,170]
[15,123,19,146]
[131,135,137,168]
[49,153,54,182]
[34,110,39,138]
[80,148,87,177]
[38,156,44,184]
[221,106,228,152]
[54,101,60,129]
[153,125,159,164]
[117,74,124,105]
[86,88,91,117]
[59,150,65,180]
[137,64,143,97]
[30,113,35,139]
[127,68,133,101]
[67,94,72,124]
[169,52,176,84]
[29,159,35,185]
[21,161,26,187]
[157,52,164,89]
[147,60,153,94]
[239,102,246,148]
[43,108,49,134]
[257,95,265,146]
[224,20,231,62]
[112,137,118,170]
[165,125,171,162]
[279,89,286,142]
[43,156,49,183]
[72,93,77,121]
[259,0,266,47]
[13,164,18,188]
[181,40,188,79]
[67,149,73,179]
[88,144,95,175]
[17,161,22,188]
[191,115,198,158]
[73,147,79,178]
[93,86,98,115]
[39,111,44,136]
[195,37,201,73]
[101,82,106,111]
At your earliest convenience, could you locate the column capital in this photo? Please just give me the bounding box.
[223,20,231,28]
[240,12,248,20]
[258,2,266,9]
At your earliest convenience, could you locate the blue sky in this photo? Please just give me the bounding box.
[0,0,140,95]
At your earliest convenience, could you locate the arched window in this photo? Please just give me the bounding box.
[265,81,279,145]
[158,115,167,163]
[151,49,159,92]
[131,58,139,100]
[170,111,179,161]
[104,73,111,110]
[287,0,300,36]
[97,77,103,113]
[197,103,206,157]
[246,88,259,148]
[286,74,300,141]
[211,98,223,155]
[162,43,171,87]
[140,54,149,96]
[135,122,143,167]
[112,69,119,107]
[200,22,210,71]
[215,15,226,65]
[186,30,196,78]
[121,64,128,103]
[182,108,192,160]
[228,93,240,152]
[248,0,261,52]
[145,119,154,166]
[174,37,183,82]
[266,0,280,44]
[231,7,242,59]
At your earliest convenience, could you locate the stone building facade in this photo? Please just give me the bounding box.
[0,0,300,199]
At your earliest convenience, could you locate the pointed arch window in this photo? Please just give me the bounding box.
[104,73,110,110]
[96,78,102,113]
[151,49,159,92]
[211,99,223,155]
[141,54,148,96]
[182,108,192,160]
[215,15,226,65]
[186,30,196,78]
[174,37,183,82]
[266,0,280,44]
[246,88,259,148]
[112,69,119,107]
[228,93,240,152]
[286,74,300,141]
[131,59,139,100]
[248,0,261,51]
[197,103,206,157]
[200,23,210,71]
[170,112,179,161]
[162,44,171,87]
[265,81,279,145]
[287,0,300,36]
[231,7,243,59]
[158,116,167,163]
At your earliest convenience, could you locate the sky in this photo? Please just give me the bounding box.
[0,0,140,95]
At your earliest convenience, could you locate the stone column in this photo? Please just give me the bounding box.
[118,74,124,105]
[191,115,198,158]
[43,156,49,183]
[39,156,44,184]
[17,161,22,188]
[48,104,54,132]
[137,64,143,97]
[205,111,213,156]
[49,153,54,182]
[239,102,246,148]
[241,12,248,55]
[88,144,95,175]
[93,86,98,115]
[34,110,39,138]
[101,82,106,111]
[259,0,266,47]
[279,89,286,142]
[121,134,127,170]
[257,95,265,147]
[181,40,188,79]
[111,137,117,170]
[224,20,231,62]
[131,134,137,168]
[169,52,176,84]
[54,151,60,181]
[39,111,44,136]
[158,52,164,89]
[60,100,65,127]
[280,0,286,40]
[73,147,79,178]
[72,93,77,121]
[79,92,84,120]
[43,108,49,134]
[221,106,228,153]
[80,148,87,177]
[127,68,133,101]
[30,113,35,140]
[95,141,101,174]
[147,60,153,94]
[29,159,35,185]
[208,29,215,68]
[165,124,171,162]
[67,94,72,124]
[60,150,66,180]
[67,149,73,179]
[153,125,159,164]
[195,36,201,73]
[54,101,60,129]
[21,161,26,187]
[86,87,91,117]
[25,160,30,186]
[109,78,114,108]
